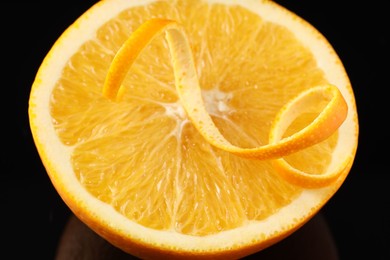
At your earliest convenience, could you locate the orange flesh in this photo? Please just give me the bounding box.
[50,0,338,236]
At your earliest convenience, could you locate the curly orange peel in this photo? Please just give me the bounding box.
[102,18,350,188]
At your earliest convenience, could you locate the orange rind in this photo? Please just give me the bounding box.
[103,18,350,188]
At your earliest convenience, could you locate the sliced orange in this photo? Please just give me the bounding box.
[28,0,359,259]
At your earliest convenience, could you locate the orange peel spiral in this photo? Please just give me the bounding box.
[102,18,350,188]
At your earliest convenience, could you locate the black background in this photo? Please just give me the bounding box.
[3,1,389,259]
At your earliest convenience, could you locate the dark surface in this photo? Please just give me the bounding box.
[3,1,389,259]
